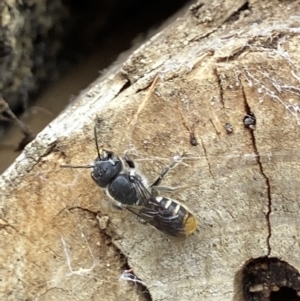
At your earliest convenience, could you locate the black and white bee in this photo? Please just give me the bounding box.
[61,126,197,238]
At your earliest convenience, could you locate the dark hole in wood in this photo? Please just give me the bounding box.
[270,287,300,301]
[242,257,300,301]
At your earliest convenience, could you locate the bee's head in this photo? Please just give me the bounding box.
[91,149,123,188]
[60,126,124,188]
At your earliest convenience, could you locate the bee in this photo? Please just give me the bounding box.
[61,126,144,207]
[125,174,198,238]
[61,125,198,238]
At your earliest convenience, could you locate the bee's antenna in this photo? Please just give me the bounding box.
[60,164,94,169]
[94,126,101,160]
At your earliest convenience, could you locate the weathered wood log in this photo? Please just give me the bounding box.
[1,0,300,300]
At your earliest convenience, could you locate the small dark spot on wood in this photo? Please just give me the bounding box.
[224,122,233,134]
[243,112,256,130]
[190,133,198,146]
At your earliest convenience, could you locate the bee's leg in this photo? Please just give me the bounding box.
[124,152,136,169]
[136,216,147,224]
[151,185,181,193]
[149,154,187,196]
[150,153,185,188]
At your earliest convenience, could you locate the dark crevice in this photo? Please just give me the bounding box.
[237,1,250,13]
[241,83,272,256]
[117,78,132,95]
[119,256,152,301]
[227,1,250,23]
[66,206,99,217]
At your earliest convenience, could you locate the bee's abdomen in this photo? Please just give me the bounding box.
[156,197,187,217]
[156,196,197,237]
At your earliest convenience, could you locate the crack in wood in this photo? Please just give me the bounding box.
[241,81,272,256]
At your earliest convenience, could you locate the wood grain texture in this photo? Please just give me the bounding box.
[1,0,300,300]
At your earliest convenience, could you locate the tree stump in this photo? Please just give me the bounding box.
[1,0,300,300]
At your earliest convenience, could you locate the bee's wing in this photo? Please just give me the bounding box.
[129,177,188,237]
[125,202,187,238]
[131,176,153,207]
